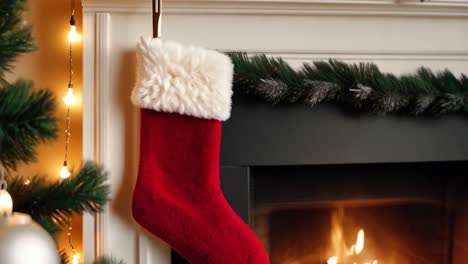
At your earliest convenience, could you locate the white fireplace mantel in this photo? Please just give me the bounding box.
[81,0,468,263]
[81,0,468,16]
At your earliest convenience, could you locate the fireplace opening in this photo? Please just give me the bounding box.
[251,162,468,264]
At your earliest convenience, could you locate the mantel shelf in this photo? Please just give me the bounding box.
[82,0,468,16]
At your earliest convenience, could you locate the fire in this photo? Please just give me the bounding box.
[355,229,364,254]
[327,228,377,264]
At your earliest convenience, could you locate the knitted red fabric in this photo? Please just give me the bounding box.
[132,109,270,264]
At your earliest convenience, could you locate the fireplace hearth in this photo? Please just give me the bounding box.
[172,97,468,264]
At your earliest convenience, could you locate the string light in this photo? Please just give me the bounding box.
[72,253,80,264]
[68,25,80,43]
[0,161,12,218]
[61,0,76,180]
[60,162,71,179]
[63,84,76,106]
[63,0,80,262]
[68,11,80,43]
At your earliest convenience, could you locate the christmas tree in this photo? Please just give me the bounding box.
[0,1,121,263]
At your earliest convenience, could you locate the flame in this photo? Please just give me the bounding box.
[355,229,365,254]
[330,209,347,258]
[326,223,377,263]
[347,245,355,256]
[327,256,338,264]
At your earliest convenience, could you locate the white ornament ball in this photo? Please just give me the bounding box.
[0,213,60,264]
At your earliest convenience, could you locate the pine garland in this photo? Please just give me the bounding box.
[229,52,468,116]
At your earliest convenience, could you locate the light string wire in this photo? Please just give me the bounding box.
[63,1,74,170]
[68,214,77,260]
[65,0,77,262]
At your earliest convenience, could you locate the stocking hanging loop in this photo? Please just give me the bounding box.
[152,0,162,38]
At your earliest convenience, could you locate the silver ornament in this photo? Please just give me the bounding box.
[0,160,58,264]
[0,213,60,264]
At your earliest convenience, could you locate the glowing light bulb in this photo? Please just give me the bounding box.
[63,86,75,106]
[68,25,80,43]
[327,256,338,264]
[0,190,13,217]
[24,179,30,185]
[72,253,79,264]
[60,166,71,179]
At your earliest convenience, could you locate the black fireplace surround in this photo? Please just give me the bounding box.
[172,96,468,264]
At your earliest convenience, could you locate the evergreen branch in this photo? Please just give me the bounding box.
[0,80,58,169]
[8,162,110,229]
[93,256,127,264]
[36,216,62,237]
[229,52,468,116]
[0,0,35,82]
[59,249,69,264]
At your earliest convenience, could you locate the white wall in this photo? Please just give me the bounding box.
[81,1,468,263]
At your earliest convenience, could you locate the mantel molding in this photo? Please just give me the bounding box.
[81,0,468,16]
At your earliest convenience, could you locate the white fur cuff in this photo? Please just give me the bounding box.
[131,37,233,121]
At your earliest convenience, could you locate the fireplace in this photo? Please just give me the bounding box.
[252,163,467,264]
[172,96,468,264]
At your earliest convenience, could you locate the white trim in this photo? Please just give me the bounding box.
[82,12,96,264]
[82,12,111,264]
[82,0,468,17]
[237,49,468,61]
[95,12,111,259]
[138,229,149,264]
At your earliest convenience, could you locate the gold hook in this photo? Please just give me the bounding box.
[153,0,162,38]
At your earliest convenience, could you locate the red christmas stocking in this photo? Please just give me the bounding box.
[131,37,269,264]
